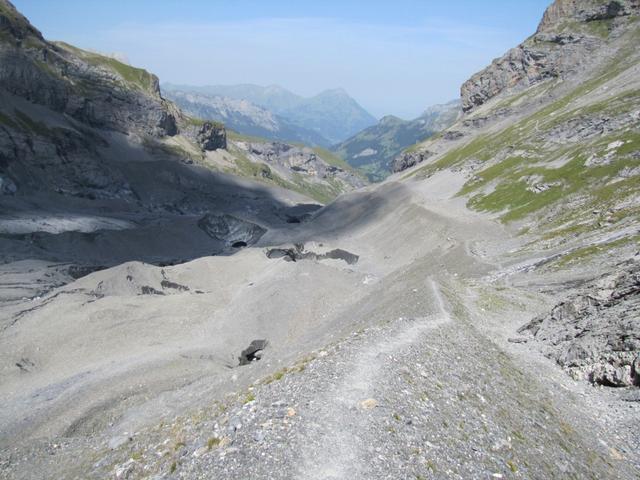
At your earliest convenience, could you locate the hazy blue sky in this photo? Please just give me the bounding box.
[14,0,551,119]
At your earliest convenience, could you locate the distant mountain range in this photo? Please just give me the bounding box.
[163,83,377,145]
[332,100,461,181]
[164,90,329,147]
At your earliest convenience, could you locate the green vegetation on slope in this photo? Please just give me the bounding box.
[56,42,158,94]
[407,28,640,228]
[227,144,342,204]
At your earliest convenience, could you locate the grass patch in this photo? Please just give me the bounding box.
[244,391,255,404]
[206,437,221,450]
[227,129,272,144]
[550,234,639,269]
[56,41,157,94]
[13,109,52,136]
[0,111,18,129]
[183,115,224,129]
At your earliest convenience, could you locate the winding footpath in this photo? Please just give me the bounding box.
[297,279,451,480]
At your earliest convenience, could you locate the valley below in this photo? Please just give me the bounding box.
[1,0,639,479]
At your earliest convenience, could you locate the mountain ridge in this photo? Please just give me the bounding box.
[163,82,377,144]
[164,89,332,147]
[333,99,460,181]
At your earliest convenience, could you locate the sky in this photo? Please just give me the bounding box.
[13,0,551,119]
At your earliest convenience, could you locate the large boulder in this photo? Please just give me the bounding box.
[196,122,227,151]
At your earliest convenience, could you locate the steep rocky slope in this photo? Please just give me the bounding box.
[0,0,226,201]
[393,0,640,392]
[0,0,325,268]
[333,100,460,181]
[395,0,639,242]
[163,89,331,147]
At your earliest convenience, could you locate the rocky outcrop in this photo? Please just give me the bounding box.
[391,150,433,173]
[0,1,179,137]
[181,121,227,151]
[518,256,640,387]
[537,0,637,31]
[196,122,227,151]
[461,0,640,112]
[235,140,367,190]
[0,0,234,199]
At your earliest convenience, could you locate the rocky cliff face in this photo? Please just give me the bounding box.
[518,256,640,387]
[0,3,178,136]
[461,0,640,112]
[226,138,367,203]
[0,0,234,200]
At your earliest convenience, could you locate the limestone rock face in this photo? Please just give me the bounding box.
[0,0,232,198]
[519,256,640,387]
[460,0,640,112]
[391,150,433,173]
[538,0,638,31]
[0,0,178,137]
[195,122,227,151]
[236,140,366,190]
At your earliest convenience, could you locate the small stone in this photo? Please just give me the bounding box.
[192,446,208,458]
[508,337,528,344]
[359,398,378,410]
[253,430,266,442]
[108,435,132,450]
[228,416,242,432]
[609,448,624,460]
[286,407,296,417]
[114,459,137,479]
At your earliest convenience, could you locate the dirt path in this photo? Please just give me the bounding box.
[297,279,450,480]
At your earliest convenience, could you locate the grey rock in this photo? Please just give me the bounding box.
[518,256,640,387]
[195,122,227,151]
[461,0,640,112]
[228,416,242,432]
[391,150,434,173]
[238,140,366,190]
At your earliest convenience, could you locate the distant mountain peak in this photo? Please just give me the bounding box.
[163,83,376,144]
[379,115,404,125]
[316,87,349,97]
